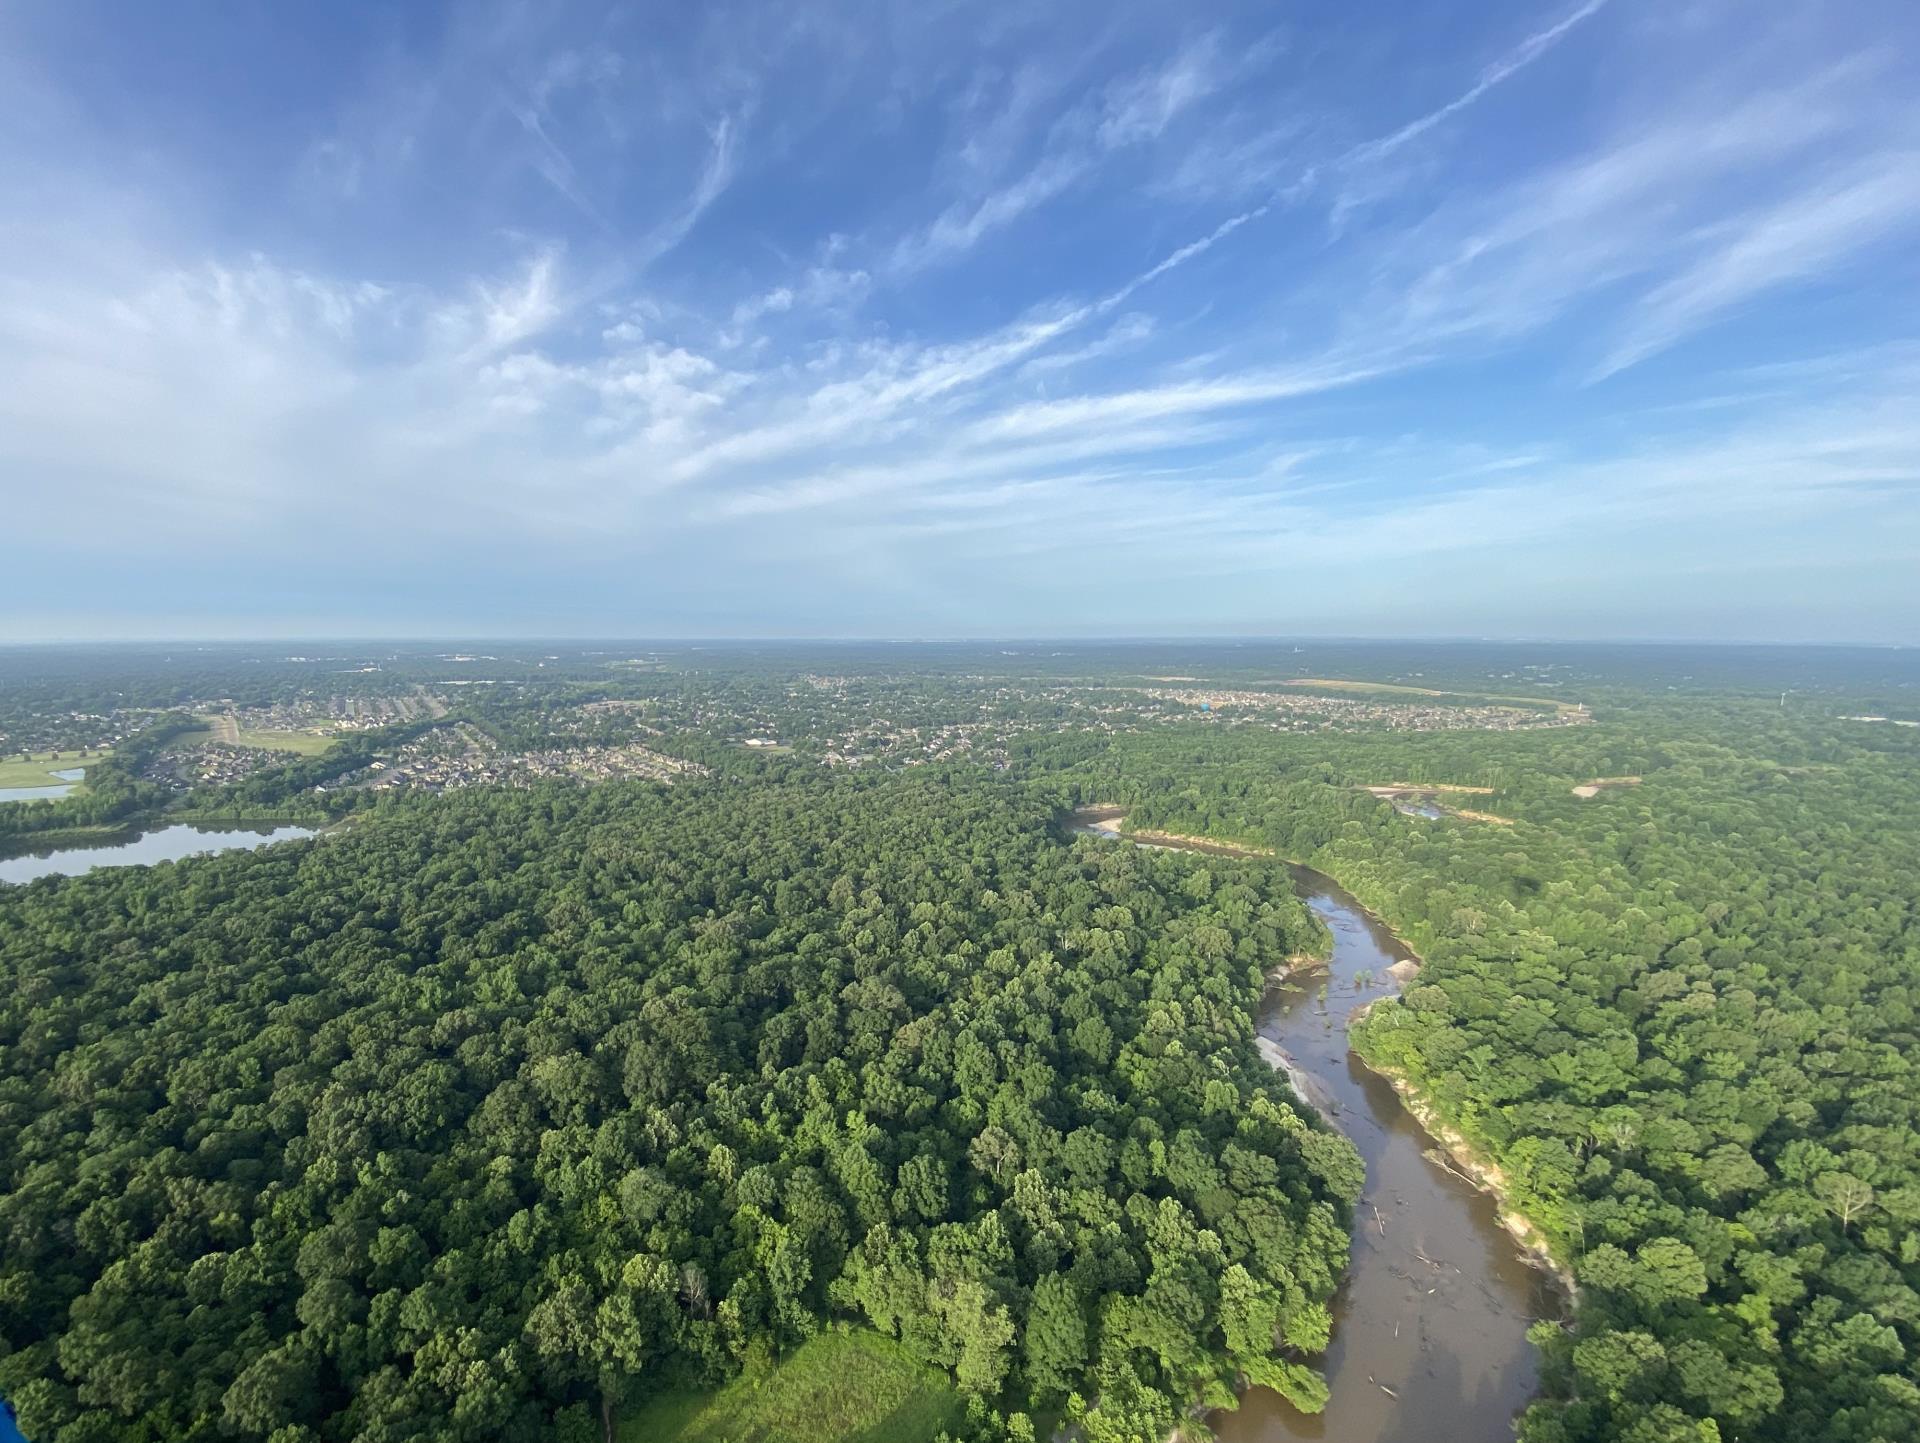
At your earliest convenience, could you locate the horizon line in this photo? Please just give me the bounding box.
[0,634,1913,651]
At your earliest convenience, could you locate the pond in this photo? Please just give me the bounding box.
[0,823,317,886]
[0,785,74,803]
[0,766,86,804]
[1069,810,1561,1442]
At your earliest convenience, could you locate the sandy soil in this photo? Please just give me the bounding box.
[1572,775,1641,798]
[1367,781,1496,795]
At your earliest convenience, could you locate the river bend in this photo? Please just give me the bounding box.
[1071,810,1557,1442]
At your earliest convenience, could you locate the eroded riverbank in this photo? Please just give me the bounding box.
[1068,809,1564,1442]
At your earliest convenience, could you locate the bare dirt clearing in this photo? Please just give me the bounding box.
[1361,785,1513,825]
[1572,775,1641,798]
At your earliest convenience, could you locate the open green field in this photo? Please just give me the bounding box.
[194,714,339,755]
[618,1331,965,1443]
[158,724,215,752]
[0,750,93,788]
[233,728,338,756]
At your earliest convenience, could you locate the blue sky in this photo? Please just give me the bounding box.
[3,0,1918,642]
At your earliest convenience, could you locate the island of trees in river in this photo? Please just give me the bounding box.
[1,640,1916,1443]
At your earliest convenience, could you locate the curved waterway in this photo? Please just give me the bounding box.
[1069,810,1559,1442]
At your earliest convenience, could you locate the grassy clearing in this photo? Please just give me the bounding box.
[1284,677,1583,714]
[234,728,339,756]
[0,751,93,788]
[1450,808,1517,826]
[1286,677,1451,697]
[618,1330,965,1443]
[195,712,240,745]
[192,714,336,755]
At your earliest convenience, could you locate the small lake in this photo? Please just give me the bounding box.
[0,766,86,804]
[0,823,317,886]
[0,785,74,803]
[1069,809,1559,1442]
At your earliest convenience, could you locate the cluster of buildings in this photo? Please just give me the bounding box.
[351,724,706,794]
[0,709,158,758]
[361,672,1590,791]
[222,691,448,735]
[820,721,1013,769]
[1136,687,1588,733]
[514,743,709,785]
[353,723,510,792]
[145,743,280,790]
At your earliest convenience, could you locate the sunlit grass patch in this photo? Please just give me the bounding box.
[618,1330,966,1443]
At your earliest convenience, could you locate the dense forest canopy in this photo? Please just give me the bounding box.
[2,640,1917,1443]
[1073,714,1920,1443]
[0,774,1356,1442]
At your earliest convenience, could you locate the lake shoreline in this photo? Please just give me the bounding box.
[0,821,320,886]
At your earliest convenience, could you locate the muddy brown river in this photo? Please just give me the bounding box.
[1071,811,1560,1442]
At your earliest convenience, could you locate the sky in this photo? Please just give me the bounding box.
[2,0,1918,643]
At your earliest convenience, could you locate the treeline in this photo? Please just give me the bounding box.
[0,774,1358,1443]
[1043,706,1920,1443]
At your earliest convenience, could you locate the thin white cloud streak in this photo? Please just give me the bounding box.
[1096,32,1231,148]
[1591,150,1920,379]
[964,360,1390,447]
[704,417,1251,522]
[658,202,1354,491]
[841,381,1920,587]
[635,114,742,266]
[887,34,1242,274]
[1099,204,1271,308]
[1332,0,1612,176]
[1019,313,1154,377]
[892,154,1087,274]
[1349,62,1901,366]
[508,96,610,229]
[1146,2,1614,274]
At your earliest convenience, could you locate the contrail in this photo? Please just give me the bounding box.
[1336,0,1613,173]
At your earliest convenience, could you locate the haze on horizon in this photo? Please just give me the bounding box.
[3,0,1918,645]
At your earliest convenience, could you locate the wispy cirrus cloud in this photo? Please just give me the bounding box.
[2,0,1918,640]
[1591,149,1920,379]
[887,31,1266,274]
